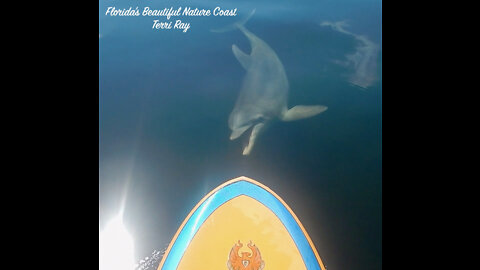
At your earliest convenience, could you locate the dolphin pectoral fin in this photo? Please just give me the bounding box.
[230,125,250,140]
[232,44,252,70]
[280,105,328,121]
[243,123,264,155]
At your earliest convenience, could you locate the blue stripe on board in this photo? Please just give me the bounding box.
[161,179,321,270]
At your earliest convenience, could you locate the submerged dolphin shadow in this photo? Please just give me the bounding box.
[213,10,328,155]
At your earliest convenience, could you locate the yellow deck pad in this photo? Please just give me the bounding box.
[177,195,306,270]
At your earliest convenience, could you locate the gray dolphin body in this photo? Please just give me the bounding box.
[225,14,328,155]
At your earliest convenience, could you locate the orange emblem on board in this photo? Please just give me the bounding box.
[227,241,265,270]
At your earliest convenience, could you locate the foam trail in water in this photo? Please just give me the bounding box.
[135,250,162,270]
[320,21,379,89]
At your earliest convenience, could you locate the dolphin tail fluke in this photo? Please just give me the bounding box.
[210,9,256,33]
[280,105,328,121]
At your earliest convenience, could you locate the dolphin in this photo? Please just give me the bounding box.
[216,10,328,155]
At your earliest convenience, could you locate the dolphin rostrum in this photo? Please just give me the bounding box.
[216,10,328,155]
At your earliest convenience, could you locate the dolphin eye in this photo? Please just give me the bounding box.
[252,116,265,125]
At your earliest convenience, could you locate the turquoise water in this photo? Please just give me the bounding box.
[100,0,381,269]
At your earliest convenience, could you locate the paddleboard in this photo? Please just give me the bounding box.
[157,176,326,270]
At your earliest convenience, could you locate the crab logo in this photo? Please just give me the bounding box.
[227,241,265,270]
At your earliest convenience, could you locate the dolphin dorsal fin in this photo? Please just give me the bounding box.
[232,44,252,70]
